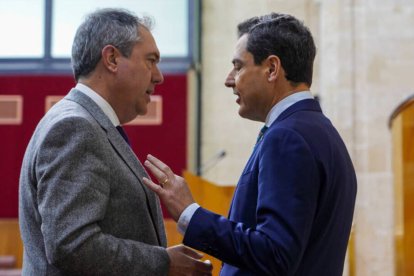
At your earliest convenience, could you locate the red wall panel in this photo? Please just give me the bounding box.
[0,74,187,218]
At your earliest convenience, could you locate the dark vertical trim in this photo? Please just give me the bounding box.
[44,0,53,61]
[192,0,203,176]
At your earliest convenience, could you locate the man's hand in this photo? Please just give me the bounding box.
[142,154,195,221]
[166,244,213,276]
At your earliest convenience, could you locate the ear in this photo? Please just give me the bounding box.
[101,45,120,73]
[266,55,281,82]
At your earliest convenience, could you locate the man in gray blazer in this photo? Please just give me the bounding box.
[19,8,212,276]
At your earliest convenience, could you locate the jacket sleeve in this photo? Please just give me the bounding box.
[35,117,169,275]
[183,128,319,275]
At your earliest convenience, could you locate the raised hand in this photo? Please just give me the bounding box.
[166,245,213,276]
[142,154,195,221]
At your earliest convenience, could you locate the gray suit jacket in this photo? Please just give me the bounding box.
[19,89,169,275]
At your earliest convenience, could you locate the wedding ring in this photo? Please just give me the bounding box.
[161,178,169,186]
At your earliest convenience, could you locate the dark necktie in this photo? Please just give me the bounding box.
[116,125,130,146]
[256,125,269,144]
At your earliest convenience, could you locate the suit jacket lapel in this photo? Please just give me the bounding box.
[65,89,163,245]
[105,128,164,245]
[228,99,323,219]
[65,89,146,179]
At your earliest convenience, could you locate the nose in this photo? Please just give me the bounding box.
[153,65,164,85]
[224,70,235,88]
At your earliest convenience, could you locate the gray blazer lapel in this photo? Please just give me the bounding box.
[65,89,146,179]
[65,89,164,244]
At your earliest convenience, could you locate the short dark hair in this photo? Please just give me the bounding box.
[237,13,316,86]
[71,8,153,81]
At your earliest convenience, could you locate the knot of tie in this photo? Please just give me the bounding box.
[116,125,131,146]
[256,125,269,144]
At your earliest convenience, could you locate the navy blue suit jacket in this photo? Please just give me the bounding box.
[183,99,357,275]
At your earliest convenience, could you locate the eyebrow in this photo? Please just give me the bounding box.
[232,58,243,65]
[147,52,161,62]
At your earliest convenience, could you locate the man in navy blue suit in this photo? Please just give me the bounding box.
[143,13,357,276]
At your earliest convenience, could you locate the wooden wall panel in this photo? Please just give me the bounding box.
[0,74,187,218]
[392,102,414,276]
[0,219,23,268]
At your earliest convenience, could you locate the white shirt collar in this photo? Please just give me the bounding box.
[75,83,120,126]
[265,91,314,127]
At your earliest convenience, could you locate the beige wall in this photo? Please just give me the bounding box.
[200,0,317,184]
[196,0,414,275]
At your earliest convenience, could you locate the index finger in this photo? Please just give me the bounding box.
[143,160,166,184]
[146,154,174,178]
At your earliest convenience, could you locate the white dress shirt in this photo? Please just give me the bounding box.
[177,91,314,235]
[75,83,120,127]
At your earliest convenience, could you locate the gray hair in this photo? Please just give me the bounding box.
[71,8,154,81]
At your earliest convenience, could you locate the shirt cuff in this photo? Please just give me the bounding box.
[177,202,200,235]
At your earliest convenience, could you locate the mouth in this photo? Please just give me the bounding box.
[233,91,240,104]
[145,90,153,102]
